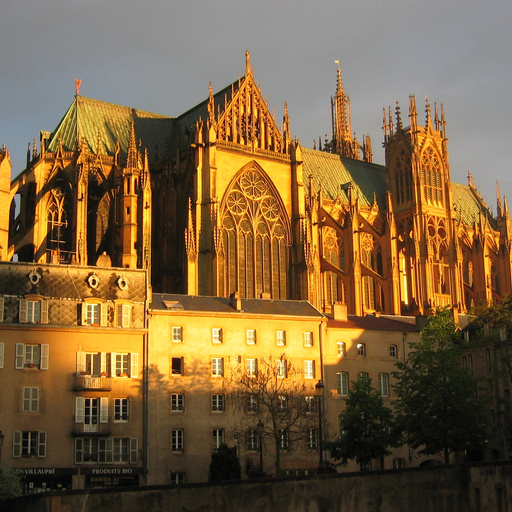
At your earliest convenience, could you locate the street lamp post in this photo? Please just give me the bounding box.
[0,430,5,464]
[315,380,325,471]
[256,419,264,473]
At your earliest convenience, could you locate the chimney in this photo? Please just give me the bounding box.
[229,291,243,311]
[333,302,348,322]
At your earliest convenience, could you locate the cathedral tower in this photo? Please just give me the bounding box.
[384,96,459,314]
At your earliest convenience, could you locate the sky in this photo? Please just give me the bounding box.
[1,0,511,211]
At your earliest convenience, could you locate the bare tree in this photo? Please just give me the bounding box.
[227,354,318,476]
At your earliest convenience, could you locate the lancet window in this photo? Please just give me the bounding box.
[394,149,413,206]
[421,147,443,206]
[220,165,290,299]
[427,218,450,298]
[47,183,71,263]
[323,226,345,271]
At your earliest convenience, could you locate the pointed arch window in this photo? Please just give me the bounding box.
[421,147,443,206]
[47,186,70,261]
[220,165,290,299]
[394,149,413,206]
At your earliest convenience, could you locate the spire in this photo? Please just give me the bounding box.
[409,95,417,133]
[127,120,138,169]
[332,61,354,157]
[440,103,447,139]
[207,82,215,126]
[283,102,290,141]
[425,97,432,129]
[395,101,403,132]
[497,181,503,217]
[245,50,251,77]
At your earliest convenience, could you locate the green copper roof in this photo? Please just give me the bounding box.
[302,147,387,209]
[451,182,497,228]
[46,96,175,162]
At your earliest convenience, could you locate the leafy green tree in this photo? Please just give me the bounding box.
[328,377,397,470]
[0,464,22,501]
[208,443,242,482]
[393,308,489,464]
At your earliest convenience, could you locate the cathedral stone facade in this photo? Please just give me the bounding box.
[4,52,511,316]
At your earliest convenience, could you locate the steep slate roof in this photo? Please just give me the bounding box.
[46,96,175,163]
[151,293,323,318]
[302,148,387,209]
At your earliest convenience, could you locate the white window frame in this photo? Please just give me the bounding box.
[357,343,366,357]
[212,428,224,451]
[19,298,48,324]
[13,431,46,458]
[378,373,389,397]
[246,358,258,377]
[305,395,317,414]
[169,472,185,485]
[171,393,185,412]
[337,371,349,396]
[276,358,287,378]
[212,328,223,344]
[278,429,289,451]
[116,303,132,328]
[171,429,184,453]
[247,429,259,451]
[358,372,369,382]
[22,386,39,412]
[276,330,286,346]
[15,343,49,370]
[246,329,256,345]
[111,352,138,377]
[211,394,225,413]
[246,395,258,414]
[304,360,315,379]
[172,326,183,343]
[303,331,314,347]
[389,345,398,358]
[307,428,318,451]
[81,300,107,327]
[113,438,130,463]
[337,342,346,356]
[211,357,224,377]
[114,398,129,422]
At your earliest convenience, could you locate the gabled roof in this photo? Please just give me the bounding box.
[302,148,387,209]
[151,293,324,318]
[46,96,175,162]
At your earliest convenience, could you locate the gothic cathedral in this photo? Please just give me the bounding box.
[3,52,511,317]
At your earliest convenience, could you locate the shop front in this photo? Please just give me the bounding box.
[16,468,76,494]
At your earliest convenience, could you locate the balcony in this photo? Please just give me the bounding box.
[74,375,112,391]
[72,421,112,437]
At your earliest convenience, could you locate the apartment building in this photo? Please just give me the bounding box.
[323,303,422,470]
[147,293,326,484]
[0,262,148,491]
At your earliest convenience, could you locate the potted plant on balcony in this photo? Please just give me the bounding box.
[101,372,108,377]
